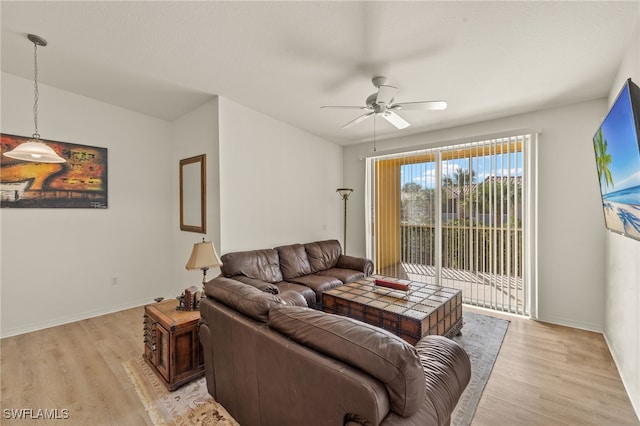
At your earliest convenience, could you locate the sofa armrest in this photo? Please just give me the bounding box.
[415,335,471,424]
[336,255,374,276]
[269,305,425,417]
[234,276,280,294]
[278,290,308,307]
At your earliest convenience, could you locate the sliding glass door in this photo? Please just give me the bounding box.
[366,134,535,316]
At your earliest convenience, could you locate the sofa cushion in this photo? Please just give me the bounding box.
[268,305,426,417]
[287,275,343,298]
[205,277,288,322]
[275,244,312,279]
[317,268,365,284]
[304,240,342,273]
[221,249,283,283]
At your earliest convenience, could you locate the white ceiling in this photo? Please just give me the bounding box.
[2,1,638,145]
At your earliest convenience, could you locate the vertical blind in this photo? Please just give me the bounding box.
[366,134,533,316]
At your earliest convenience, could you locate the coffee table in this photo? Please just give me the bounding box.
[322,274,463,345]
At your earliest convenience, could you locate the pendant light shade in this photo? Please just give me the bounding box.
[3,140,66,163]
[3,34,66,164]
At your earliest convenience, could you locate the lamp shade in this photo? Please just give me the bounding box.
[336,188,353,199]
[185,241,222,271]
[3,140,66,163]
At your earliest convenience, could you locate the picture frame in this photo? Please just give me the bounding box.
[179,154,206,233]
[1,133,108,208]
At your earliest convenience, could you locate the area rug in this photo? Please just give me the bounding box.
[123,310,508,426]
[122,357,238,426]
[451,310,509,426]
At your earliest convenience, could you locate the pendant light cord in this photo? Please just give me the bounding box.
[32,41,40,140]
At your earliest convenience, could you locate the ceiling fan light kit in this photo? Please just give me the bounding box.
[321,75,447,131]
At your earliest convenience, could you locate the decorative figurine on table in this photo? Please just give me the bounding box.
[176,285,200,311]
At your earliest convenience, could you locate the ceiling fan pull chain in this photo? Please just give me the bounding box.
[373,114,377,152]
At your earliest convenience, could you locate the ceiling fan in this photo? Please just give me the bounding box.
[321,76,447,130]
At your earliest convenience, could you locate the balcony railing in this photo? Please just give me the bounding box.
[400,223,522,276]
[398,223,525,314]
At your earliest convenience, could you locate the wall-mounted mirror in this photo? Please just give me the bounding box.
[180,154,206,233]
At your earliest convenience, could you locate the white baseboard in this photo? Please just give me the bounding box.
[536,314,603,333]
[0,295,171,338]
[603,333,640,421]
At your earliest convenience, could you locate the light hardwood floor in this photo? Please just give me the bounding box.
[1,305,638,426]
[467,306,639,426]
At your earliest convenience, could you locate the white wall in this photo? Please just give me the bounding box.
[217,97,343,253]
[605,18,640,417]
[0,82,345,337]
[171,97,221,296]
[0,73,174,337]
[344,99,608,332]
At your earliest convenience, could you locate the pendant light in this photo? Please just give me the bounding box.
[3,34,65,163]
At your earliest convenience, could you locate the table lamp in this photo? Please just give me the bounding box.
[185,238,222,295]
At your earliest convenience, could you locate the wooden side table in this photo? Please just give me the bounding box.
[143,299,204,391]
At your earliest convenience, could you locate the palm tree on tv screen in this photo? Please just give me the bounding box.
[594,128,614,190]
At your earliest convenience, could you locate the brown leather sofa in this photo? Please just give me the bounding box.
[199,278,471,426]
[218,239,374,309]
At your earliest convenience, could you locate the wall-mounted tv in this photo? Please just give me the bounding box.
[592,78,640,241]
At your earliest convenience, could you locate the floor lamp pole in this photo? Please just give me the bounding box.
[343,197,348,253]
[336,188,353,254]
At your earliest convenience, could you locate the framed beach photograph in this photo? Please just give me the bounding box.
[1,134,108,208]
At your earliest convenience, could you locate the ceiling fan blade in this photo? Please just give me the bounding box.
[321,105,367,109]
[390,100,448,111]
[376,85,397,105]
[382,111,410,129]
[342,111,374,129]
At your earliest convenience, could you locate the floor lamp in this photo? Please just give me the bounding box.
[336,188,353,254]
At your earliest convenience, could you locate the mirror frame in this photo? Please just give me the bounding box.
[179,154,206,233]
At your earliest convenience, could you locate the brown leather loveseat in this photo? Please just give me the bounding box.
[218,239,374,309]
[199,278,471,426]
